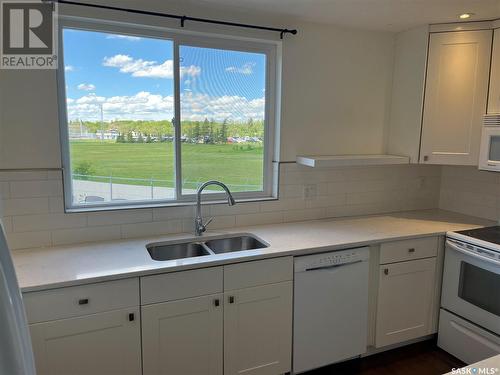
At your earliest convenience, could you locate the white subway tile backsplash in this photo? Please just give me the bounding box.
[153,206,194,221]
[2,197,49,216]
[305,194,346,209]
[48,197,65,213]
[439,166,500,221]
[280,184,304,198]
[7,231,52,250]
[0,164,447,250]
[13,213,87,232]
[52,226,122,246]
[0,182,10,199]
[121,219,183,239]
[283,208,326,223]
[210,201,261,216]
[235,211,284,227]
[1,216,13,233]
[10,180,63,198]
[0,170,48,181]
[47,170,62,180]
[260,198,305,212]
[87,209,152,227]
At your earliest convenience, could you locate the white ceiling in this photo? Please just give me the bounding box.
[192,0,500,32]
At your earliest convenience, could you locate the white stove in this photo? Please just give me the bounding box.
[438,226,500,364]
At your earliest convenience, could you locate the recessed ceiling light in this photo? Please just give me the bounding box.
[459,13,473,20]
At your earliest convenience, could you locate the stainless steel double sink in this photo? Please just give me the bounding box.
[146,234,269,261]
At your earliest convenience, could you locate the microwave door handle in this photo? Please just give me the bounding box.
[446,240,500,266]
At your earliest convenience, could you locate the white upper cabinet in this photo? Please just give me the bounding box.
[420,30,492,165]
[488,28,500,113]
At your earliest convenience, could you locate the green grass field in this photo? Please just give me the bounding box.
[69,140,264,191]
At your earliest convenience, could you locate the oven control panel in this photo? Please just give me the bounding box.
[447,238,500,262]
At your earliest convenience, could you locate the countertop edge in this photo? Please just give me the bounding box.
[19,229,449,293]
[15,209,493,293]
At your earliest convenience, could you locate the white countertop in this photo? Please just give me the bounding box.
[12,209,493,292]
[444,355,500,374]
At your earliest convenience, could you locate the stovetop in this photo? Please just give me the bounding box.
[453,226,500,247]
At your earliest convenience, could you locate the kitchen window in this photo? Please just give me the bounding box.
[58,18,278,211]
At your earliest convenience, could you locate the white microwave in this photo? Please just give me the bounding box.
[479,114,500,172]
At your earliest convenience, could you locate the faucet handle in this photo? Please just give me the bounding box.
[204,217,214,230]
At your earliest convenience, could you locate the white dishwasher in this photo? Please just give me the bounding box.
[293,247,370,374]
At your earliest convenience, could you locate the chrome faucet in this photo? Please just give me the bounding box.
[195,181,236,236]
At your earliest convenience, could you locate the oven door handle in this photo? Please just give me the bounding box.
[446,240,500,266]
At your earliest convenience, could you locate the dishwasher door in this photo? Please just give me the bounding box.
[293,247,370,374]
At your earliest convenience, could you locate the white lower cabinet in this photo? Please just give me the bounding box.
[224,282,293,375]
[140,258,293,375]
[375,257,437,347]
[29,307,141,375]
[141,293,224,375]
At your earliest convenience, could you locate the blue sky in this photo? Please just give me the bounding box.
[63,28,266,122]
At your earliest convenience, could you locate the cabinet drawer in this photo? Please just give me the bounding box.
[380,237,438,264]
[224,257,293,290]
[141,267,223,305]
[23,278,139,324]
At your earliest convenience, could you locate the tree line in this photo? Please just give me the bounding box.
[68,118,264,144]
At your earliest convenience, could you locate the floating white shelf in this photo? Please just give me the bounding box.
[296,154,410,168]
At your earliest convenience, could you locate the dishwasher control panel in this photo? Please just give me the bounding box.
[294,247,370,272]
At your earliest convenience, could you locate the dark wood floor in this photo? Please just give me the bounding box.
[304,339,465,375]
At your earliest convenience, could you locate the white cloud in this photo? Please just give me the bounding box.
[103,54,201,79]
[65,65,74,72]
[77,83,96,91]
[105,34,142,41]
[66,91,264,122]
[225,62,256,75]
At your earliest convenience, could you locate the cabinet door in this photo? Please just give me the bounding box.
[30,307,141,375]
[488,29,500,113]
[420,30,492,165]
[224,281,292,375]
[375,258,436,347]
[141,294,223,375]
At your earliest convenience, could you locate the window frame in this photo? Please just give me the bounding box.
[57,16,280,212]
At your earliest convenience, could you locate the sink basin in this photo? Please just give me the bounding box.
[146,234,269,261]
[205,235,268,254]
[147,241,210,261]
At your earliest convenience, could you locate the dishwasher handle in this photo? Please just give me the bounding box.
[305,259,363,272]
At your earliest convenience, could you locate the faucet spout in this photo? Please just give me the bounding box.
[195,180,236,236]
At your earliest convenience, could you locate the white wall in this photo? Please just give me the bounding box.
[0,0,395,168]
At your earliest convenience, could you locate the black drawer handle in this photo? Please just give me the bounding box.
[408,248,416,253]
[228,296,235,304]
[384,268,389,275]
[78,298,89,305]
[214,298,220,307]
[128,313,135,322]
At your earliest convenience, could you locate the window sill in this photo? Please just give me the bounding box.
[64,196,278,213]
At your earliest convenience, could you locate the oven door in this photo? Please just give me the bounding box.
[479,126,500,171]
[442,240,500,335]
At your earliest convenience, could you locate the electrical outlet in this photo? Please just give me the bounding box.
[303,184,317,199]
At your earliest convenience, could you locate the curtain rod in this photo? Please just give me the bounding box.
[44,0,298,39]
